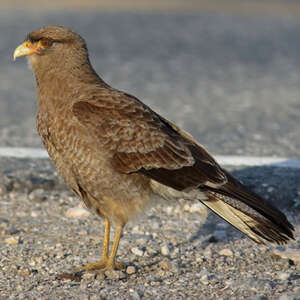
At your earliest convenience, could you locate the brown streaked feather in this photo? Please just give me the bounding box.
[72,91,227,190]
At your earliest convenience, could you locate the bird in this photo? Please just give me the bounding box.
[13,26,294,272]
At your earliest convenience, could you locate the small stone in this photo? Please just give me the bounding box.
[189,203,207,214]
[28,189,47,202]
[161,244,170,256]
[132,226,140,233]
[183,203,207,214]
[278,294,299,300]
[80,280,88,290]
[146,246,158,256]
[219,248,233,257]
[30,211,39,217]
[203,247,212,259]
[183,204,191,212]
[65,207,91,218]
[5,236,19,245]
[151,222,160,230]
[200,273,215,285]
[129,290,141,300]
[131,247,144,256]
[82,272,96,281]
[18,268,30,277]
[159,259,172,271]
[272,249,300,264]
[126,266,136,275]
[95,272,105,281]
[136,238,147,245]
[165,206,173,215]
[0,183,7,195]
[196,256,204,264]
[104,270,125,279]
[278,272,291,281]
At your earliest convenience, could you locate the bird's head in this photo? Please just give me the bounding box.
[13,26,89,75]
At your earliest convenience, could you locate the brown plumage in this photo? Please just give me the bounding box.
[14,26,294,271]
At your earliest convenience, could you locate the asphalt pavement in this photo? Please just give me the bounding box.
[1,8,300,157]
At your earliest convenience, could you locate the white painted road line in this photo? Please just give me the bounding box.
[0,147,299,169]
[215,155,300,169]
[0,147,49,159]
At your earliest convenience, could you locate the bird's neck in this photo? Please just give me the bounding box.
[33,59,108,111]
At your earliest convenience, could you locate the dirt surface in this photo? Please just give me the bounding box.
[0,157,299,299]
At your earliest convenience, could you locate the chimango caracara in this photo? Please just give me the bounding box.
[14,26,294,271]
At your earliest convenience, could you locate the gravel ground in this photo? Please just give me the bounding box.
[0,157,299,299]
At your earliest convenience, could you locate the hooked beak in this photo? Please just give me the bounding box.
[13,41,41,61]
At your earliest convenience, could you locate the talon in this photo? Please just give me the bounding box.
[73,259,108,272]
[73,259,126,272]
[106,260,126,270]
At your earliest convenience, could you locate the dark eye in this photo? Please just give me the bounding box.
[40,38,53,48]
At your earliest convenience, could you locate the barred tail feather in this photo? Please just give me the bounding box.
[200,172,294,245]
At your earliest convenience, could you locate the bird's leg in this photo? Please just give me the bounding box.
[73,217,110,271]
[105,223,126,270]
[101,216,110,260]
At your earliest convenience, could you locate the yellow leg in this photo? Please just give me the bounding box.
[74,218,125,272]
[101,217,110,259]
[73,217,110,271]
[106,224,125,270]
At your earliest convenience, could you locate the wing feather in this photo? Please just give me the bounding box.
[72,90,227,190]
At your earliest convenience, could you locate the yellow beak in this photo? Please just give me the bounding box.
[13,41,40,61]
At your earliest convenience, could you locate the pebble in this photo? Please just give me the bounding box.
[203,247,213,259]
[277,272,291,281]
[129,290,141,300]
[200,273,215,285]
[159,259,172,271]
[165,206,173,215]
[131,247,144,256]
[161,244,170,256]
[126,266,136,275]
[218,248,233,257]
[183,203,207,214]
[272,249,300,264]
[104,270,126,280]
[0,183,7,194]
[65,207,91,218]
[28,189,47,202]
[278,294,300,300]
[5,236,20,245]
[30,211,39,217]
[82,272,96,281]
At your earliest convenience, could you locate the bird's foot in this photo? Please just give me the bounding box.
[73,259,126,272]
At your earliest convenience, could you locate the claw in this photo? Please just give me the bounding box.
[73,259,126,272]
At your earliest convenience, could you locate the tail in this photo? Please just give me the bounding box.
[200,170,295,245]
